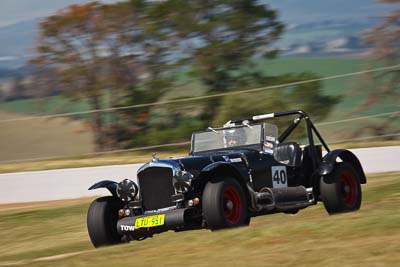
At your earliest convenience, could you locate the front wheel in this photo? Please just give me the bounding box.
[202,177,249,230]
[320,162,362,214]
[87,196,124,247]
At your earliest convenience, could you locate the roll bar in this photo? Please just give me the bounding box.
[231,110,330,170]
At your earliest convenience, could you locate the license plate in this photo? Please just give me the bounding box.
[134,214,165,229]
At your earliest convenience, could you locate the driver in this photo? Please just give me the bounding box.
[224,127,247,147]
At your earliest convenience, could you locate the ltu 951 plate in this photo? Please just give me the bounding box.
[134,214,165,229]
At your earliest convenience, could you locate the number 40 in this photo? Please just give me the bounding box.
[273,170,287,184]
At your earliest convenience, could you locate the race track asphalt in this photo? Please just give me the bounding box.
[0,146,399,204]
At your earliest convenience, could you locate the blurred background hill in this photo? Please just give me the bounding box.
[0,0,393,70]
[0,0,399,162]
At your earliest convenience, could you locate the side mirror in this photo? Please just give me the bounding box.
[273,142,302,167]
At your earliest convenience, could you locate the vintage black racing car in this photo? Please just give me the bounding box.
[87,110,366,247]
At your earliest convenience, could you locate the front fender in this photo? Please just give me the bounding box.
[88,180,118,197]
[200,161,248,180]
[199,161,250,203]
[318,149,366,184]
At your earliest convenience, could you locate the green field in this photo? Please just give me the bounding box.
[0,172,399,267]
[0,57,372,117]
[1,57,398,161]
[0,111,94,161]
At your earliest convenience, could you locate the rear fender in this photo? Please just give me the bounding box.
[318,149,366,184]
[88,180,118,197]
[199,162,251,204]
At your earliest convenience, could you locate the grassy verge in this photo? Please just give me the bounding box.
[0,141,398,174]
[0,172,399,267]
[0,150,188,174]
[0,111,94,162]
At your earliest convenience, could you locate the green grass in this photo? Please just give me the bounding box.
[0,172,399,267]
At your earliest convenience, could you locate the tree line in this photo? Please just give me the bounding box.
[32,0,346,151]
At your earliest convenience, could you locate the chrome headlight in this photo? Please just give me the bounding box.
[116,179,138,202]
[172,170,193,193]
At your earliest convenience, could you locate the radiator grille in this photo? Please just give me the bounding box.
[137,167,175,211]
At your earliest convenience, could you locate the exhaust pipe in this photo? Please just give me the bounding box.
[248,185,314,212]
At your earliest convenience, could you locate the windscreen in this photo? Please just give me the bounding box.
[192,124,262,153]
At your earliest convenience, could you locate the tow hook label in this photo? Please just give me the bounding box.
[120,225,135,231]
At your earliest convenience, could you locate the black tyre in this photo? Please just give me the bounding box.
[320,162,362,214]
[202,177,249,230]
[87,196,124,247]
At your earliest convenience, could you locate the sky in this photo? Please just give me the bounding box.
[0,0,396,28]
[0,0,119,27]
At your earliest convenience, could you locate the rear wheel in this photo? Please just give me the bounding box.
[202,178,249,230]
[87,196,124,247]
[320,162,362,214]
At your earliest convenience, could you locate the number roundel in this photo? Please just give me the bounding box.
[271,166,288,188]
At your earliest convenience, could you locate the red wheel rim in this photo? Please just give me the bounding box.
[339,171,358,207]
[223,186,243,224]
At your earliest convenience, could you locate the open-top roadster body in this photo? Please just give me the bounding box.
[87,110,366,247]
